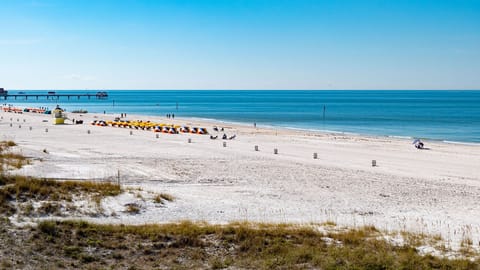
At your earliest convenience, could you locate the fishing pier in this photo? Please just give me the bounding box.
[0,89,108,100]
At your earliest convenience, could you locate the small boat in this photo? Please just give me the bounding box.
[48,91,56,95]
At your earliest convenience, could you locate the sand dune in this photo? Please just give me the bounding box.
[1,110,479,248]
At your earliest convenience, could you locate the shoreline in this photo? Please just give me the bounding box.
[3,92,480,145]
[1,109,480,248]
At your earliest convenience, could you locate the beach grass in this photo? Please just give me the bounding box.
[153,193,175,204]
[0,140,122,216]
[0,219,476,269]
[0,140,29,171]
[0,175,121,215]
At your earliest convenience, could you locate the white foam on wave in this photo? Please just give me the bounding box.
[443,140,480,146]
[388,135,413,140]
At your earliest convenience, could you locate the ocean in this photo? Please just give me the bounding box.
[3,90,480,143]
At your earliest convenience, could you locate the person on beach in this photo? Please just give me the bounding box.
[413,139,425,149]
[172,113,174,119]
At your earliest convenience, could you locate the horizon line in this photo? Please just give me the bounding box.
[3,89,480,91]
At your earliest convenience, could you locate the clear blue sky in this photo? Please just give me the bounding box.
[1,0,479,90]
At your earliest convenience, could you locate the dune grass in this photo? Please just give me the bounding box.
[1,220,469,269]
[0,175,121,215]
[0,141,122,216]
[153,193,175,204]
[0,140,29,172]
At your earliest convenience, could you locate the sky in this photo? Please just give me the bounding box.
[0,0,479,90]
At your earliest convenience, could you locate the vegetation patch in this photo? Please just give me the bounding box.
[0,219,476,269]
[0,175,121,216]
[125,203,141,214]
[0,141,29,171]
[153,193,175,204]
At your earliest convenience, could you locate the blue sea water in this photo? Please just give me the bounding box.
[3,90,480,143]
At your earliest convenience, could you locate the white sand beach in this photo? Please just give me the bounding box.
[1,109,480,248]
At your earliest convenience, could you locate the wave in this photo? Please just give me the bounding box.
[443,140,480,146]
[388,135,413,140]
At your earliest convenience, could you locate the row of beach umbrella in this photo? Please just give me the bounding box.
[90,120,208,135]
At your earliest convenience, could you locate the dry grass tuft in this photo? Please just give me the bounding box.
[0,141,29,172]
[0,175,121,216]
[125,203,141,214]
[153,193,175,204]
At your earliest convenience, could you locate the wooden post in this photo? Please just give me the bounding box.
[372,160,377,167]
[313,152,318,159]
[156,134,159,138]
[188,138,192,143]
[223,142,227,147]
[274,148,278,154]
[255,145,259,151]
[117,169,121,186]
[87,130,91,134]
[45,128,48,133]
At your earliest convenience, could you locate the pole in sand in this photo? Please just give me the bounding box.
[117,169,121,185]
